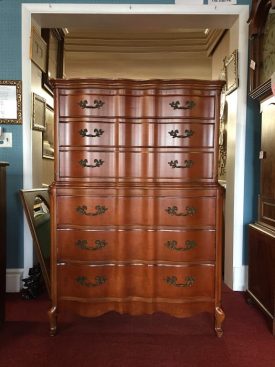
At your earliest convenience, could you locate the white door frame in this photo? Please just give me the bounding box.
[22,3,249,290]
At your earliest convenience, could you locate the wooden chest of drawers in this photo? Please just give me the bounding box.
[49,79,224,336]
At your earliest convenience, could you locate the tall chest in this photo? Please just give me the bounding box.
[49,79,224,336]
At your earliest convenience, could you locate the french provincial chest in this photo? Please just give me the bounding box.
[49,79,225,336]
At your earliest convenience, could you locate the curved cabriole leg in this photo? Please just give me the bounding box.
[48,306,57,336]
[215,307,225,337]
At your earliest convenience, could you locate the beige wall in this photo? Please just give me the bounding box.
[212,31,229,80]
[64,51,212,80]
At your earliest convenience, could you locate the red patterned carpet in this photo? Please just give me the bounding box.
[0,285,274,367]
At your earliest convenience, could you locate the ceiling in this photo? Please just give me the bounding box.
[64,28,225,56]
[33,13,236,56]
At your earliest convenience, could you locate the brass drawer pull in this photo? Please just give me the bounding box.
[76,239,108,250]
[78,99,105,109]
[76,205,108,216]
[79,128,104,138]
[169,100,196,110]
[79,159,104,168]
[165,275,195,288]
[168,160,193,169]
[76,276,107,288]
[165,206,196,217]
[168,129,194,139]
[165,240,197,251]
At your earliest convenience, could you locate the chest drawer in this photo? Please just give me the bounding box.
[59,121,215,149]
[118,122,215,148]
[58,263,215,300]
[147,122,215,148]
[59,93,117,118]
[58,93,215,120]
[59,121,115,147]
[56,195,216,227]
[58,150,215,183]
[57,229,216,262]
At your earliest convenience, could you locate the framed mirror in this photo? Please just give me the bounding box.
[20,189,50,296]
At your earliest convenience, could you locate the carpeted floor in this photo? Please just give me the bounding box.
[0,286,274,367]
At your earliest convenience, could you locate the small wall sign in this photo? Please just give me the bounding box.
[207,0,237,4]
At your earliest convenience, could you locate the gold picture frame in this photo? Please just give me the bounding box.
[0,80,22,124]
[32,93,46,131]
[30,27,47,73]
[42,105,54,160]
[224,50,239,96]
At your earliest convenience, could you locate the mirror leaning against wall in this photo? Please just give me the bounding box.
[20,188,50,296]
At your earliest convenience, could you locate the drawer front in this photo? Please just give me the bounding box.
[147,123,215,148]
[58,264,215,300]
[117,95,215,119]
[59,94,117,118]
[150,94,215,119]
[59,94,215,119]
[59,150,214,182]
[57,229,216,262]
[59,122,215,149]
[59,150,116,179]
[147,151,214,181]
[56,195,216,227]
[59,122,115,147]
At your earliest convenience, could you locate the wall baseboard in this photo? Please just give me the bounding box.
[6,269,24,293]
[233,265,248,291]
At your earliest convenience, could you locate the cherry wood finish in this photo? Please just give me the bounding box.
[59,121,215,148]
[58,264,215,300]
[58,150,215,183]
[49,79,224,336]
[58,86,215,120]
[0,162,9,327]
[56,191,216,227]
[57,229,216,262]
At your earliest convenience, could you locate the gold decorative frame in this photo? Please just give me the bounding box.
[224,50,239,95]
[0,80,22,124]
[42,105,54,160]
[32,93,46,131]
[30,27,47,73]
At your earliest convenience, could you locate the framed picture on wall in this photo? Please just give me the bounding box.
[30,27,47,73]
[224,50,238,95]
[41,29,65,95]
[42,105,54,160]
[32,93,46,131]
[0,80,22,124]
